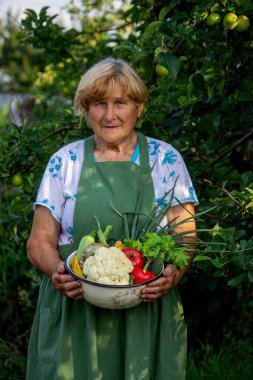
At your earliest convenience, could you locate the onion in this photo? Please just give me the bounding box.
[82,243,108,259]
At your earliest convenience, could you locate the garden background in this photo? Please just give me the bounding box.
[0,0,252,379]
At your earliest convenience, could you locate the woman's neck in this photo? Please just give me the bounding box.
[94,132,137,162]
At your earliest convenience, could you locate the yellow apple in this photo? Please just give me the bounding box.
[223,13,238,30]
[235,15,250,32]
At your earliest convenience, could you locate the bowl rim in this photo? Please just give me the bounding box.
[64,251,164,289]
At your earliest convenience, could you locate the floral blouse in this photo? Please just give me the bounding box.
[34,136,198,245]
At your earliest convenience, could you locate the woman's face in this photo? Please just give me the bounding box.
[86,84,143,147]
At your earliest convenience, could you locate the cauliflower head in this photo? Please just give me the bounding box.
[82,246,134,285]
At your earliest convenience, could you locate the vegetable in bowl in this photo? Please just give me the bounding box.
[64,250,163,309]
[64,215,190,309]
[69,221,190,286]
[82,246,133,285]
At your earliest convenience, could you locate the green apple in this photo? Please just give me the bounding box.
[223,13,238,30]
[206,13,221,26]
[12,173,24,187]
[155,64,169,77]
[235,15,250,32]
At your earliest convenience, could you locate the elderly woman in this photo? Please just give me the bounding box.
[26,58,198,380]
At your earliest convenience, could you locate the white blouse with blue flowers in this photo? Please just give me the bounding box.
[34,136,198,245]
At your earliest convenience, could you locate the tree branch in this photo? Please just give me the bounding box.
[210,129,253,167]
[203,179,244,209]
[38,125,81,143]
[77,21,132,37]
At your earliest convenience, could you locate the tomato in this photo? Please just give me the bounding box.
[131,266,155,284]
[123,248,145,268]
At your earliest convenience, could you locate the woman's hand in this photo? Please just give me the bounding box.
[51,262,84,300]
[27,207,83,300]
[140,264,181,302]
[140,202,196,302]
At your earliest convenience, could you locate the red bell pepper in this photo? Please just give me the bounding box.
[131,266,155,284]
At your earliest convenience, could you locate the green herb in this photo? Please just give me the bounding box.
[95,216,112,245]
[124,232,190,269]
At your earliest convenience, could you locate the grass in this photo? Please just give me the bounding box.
[0,339,27,380]
[0,332,252,379]
[186,338,253,380]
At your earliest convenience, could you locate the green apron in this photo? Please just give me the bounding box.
[26,133,187,380]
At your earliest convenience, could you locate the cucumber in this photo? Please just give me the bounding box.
[76,234,95,260]
[148,255,164,276]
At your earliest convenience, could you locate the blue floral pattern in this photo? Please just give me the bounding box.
[148,141,160,156]
[161,150,177,165]
[66,194,77,201]
[48,156,62,178]
[69,149,77,161]
[188,185,197,201]
[66,226,74,237]
[155,197,168,209]
[41,198,55,210]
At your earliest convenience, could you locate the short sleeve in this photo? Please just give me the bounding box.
[33,140,84,233]
[34,151,67,223]
[147,137,198,210]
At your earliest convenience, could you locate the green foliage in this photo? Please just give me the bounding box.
[0,99,86,378]
[194,223,253,286]
[0,13,44,92]
[186,338,253,380]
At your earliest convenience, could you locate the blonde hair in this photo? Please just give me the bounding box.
[74,58,148,117]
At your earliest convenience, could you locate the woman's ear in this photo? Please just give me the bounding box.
[137,103,144,118]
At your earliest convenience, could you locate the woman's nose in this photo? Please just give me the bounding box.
[104,103,117,120]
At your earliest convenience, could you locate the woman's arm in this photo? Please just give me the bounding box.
[165,202,196,284]
[141,202,196,301]
[27,205,62,275]
[27,205,83,299]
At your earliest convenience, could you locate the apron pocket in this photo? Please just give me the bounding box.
[38,307,61,363]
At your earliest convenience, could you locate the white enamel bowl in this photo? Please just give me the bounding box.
[65,251,163,309]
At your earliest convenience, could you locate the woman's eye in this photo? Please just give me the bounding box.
[95,101,106,106]
[115,101,126,106]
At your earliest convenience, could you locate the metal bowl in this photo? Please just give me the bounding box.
[64,251,164,309]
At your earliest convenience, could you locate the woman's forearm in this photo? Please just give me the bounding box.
[27,206,62,276]
[27,235,62,276]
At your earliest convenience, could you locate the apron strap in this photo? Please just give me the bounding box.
[84,135,94,163]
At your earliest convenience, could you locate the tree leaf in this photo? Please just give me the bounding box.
[155,47,165,59]
[159,2,178,21]
[193,255,212,262]
[158,52,179,77]
[228,273,247,286]
[113,45,135,52]
[248,271,253,283]
[143,21,163,41]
